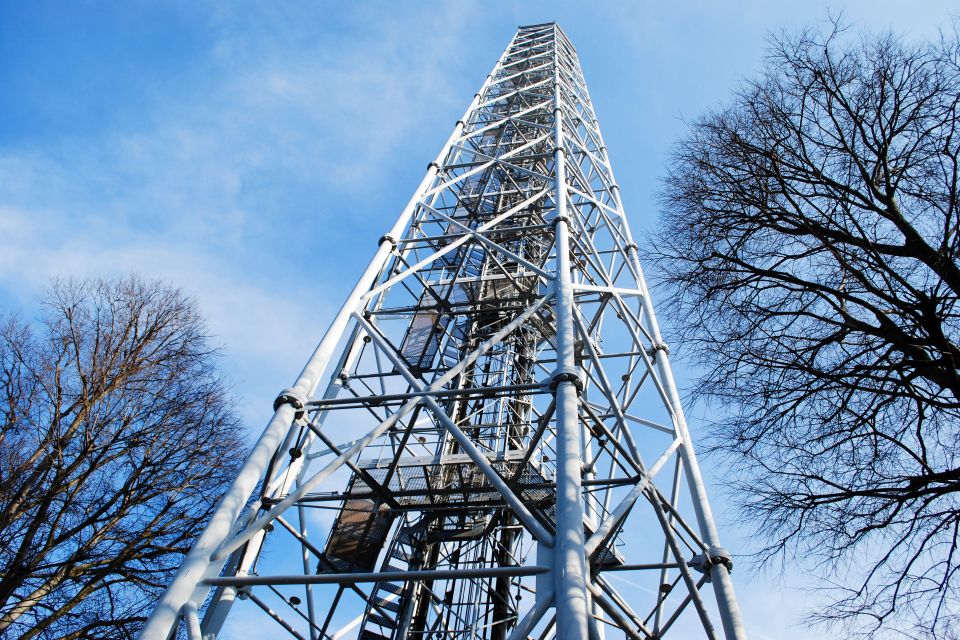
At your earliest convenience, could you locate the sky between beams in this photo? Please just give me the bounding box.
[1,1,957,638]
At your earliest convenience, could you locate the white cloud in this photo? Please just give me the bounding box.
[0,2,479,431]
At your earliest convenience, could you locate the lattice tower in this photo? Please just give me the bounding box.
[140,22,747,640]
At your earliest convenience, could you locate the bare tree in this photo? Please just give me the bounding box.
[653,22,960,638]
[0,277,244,640]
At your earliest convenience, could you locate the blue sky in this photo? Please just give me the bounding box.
[1,2,957,638]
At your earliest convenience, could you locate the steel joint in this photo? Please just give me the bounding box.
[273,387,307,421]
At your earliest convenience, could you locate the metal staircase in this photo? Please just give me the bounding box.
[358,522,427,640]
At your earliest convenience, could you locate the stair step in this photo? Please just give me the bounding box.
[372,596,401,612]
[391,549,414,563]
[396,528,417,543]
[359,632,391,640]
[382,564,404,573]
[368,613,398,629]
[379,582,405,596]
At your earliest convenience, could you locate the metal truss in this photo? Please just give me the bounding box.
[139,22,746,640]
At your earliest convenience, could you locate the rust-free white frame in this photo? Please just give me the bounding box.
[139,23,746,640]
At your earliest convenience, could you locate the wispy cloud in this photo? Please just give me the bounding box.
[0,2,477,427]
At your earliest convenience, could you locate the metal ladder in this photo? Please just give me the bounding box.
[439,243,485,371]
[357,522,427,640]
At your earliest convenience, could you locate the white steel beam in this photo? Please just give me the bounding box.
[139,22,747,640]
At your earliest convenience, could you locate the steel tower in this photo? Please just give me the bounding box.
[140,23,746,640]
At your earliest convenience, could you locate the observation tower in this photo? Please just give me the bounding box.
[140,22,746,640]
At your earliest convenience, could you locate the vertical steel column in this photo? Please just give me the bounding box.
[550,25,590,640]
[138,241,394,639]
[137,46,513,637]
[630,252,746,640]
[600,159,747,640]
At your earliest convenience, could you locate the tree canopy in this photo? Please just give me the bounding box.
[654,23,960,638]
[0,278,244,640]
